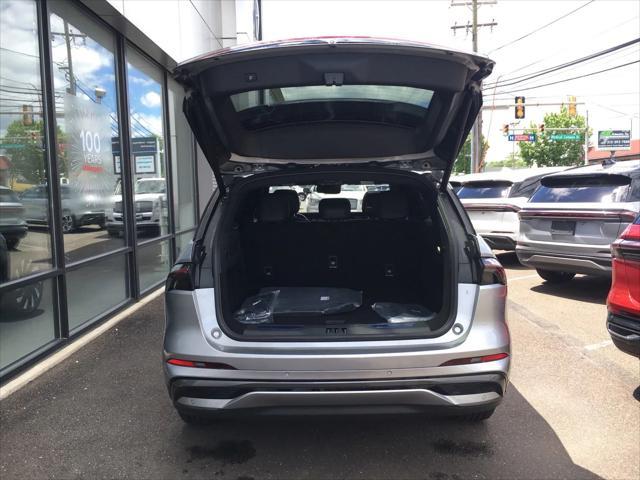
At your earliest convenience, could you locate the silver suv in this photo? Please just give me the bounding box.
[164,38,510,424]
[517,160,640,282]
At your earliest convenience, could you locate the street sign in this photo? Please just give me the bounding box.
[508,133,536,142]
[597,130,631,150]
[550,133,581,141]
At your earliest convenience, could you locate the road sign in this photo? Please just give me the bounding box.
[508,133,536,142]
[550,133,581,141]
[597,130,631,150]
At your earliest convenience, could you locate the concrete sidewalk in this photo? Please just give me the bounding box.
[1,296,601,480]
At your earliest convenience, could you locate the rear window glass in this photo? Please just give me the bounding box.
[530,175,630,203]
[456,181,512,199]
[231,85,434,112]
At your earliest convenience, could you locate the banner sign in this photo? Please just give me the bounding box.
[597,130,631,151]
[65,94,114,194]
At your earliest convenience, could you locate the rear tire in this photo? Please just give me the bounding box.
[536,268,575,283]
[5,238,20,250]
[456,408,496,422]
[178,411,217,426]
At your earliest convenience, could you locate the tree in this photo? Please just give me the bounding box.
[453,134,489,174]
[519,107,588,167]
[488,152,527,169]
[1,119,66,185]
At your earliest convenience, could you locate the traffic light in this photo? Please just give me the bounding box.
[515,96,525,119]
[539,123,545,134]
[502,124,509,135]
[568,95,577,116]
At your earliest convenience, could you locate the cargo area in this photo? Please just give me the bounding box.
[215,178,453,339]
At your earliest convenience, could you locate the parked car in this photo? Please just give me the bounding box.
[20,184,107,233]
[164,38,510,425]
[606,214,640,357]
[517,160,640,282]
[0,186,28,249]
[456,167,566,250]
[106,177,167,237]
[306,183,369,212]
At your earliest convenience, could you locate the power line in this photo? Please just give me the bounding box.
[490,60,640,96]
[484,38,639,88]
[488,0,596,54]
[497,15,640,78]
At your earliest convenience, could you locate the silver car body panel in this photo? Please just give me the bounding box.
[164,283,509,381]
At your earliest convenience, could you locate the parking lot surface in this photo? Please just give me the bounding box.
[1,253,638,480]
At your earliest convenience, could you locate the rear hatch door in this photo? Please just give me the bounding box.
[173,37,494,190]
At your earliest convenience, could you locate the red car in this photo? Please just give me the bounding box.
[607,214,640,357]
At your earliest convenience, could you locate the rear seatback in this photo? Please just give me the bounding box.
[242,190,431,299]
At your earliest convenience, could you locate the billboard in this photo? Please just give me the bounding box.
[597,130,631,151]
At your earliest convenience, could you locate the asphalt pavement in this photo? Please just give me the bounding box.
[0,253,638,480]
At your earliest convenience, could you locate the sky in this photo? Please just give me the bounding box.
[247,0,640,162]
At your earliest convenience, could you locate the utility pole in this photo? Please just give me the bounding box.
[451,0,497,173]
[51,21,87,96]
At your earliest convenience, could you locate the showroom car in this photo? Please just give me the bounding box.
[0,186,28,250]
[163,37,510,424]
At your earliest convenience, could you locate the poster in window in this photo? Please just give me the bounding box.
[64,93,114,196]
[135,155,156,174]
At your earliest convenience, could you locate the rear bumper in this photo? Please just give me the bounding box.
[607,312,640,358]
[170,373,506,416]
[516,245,611,276]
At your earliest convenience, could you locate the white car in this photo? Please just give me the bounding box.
[106,177,167,237]
[306,184,369,213]
[457,167,566,250]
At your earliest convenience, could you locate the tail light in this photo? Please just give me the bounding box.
[166,263,194,291]
[440,352,509,366]
[480,257,507,286]
[611,223,640,262]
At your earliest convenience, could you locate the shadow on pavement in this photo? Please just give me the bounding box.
[0,297,603,480]
[530,274,611,305]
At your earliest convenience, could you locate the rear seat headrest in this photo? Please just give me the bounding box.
[271,189,300,216]
[362,192,382,216]
[319,198,351,219]
[256,194,292,223]
[376,191,409,219]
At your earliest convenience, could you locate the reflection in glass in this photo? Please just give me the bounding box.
[126,49,169,242]
[49,3,124,263]
[168,78,196,231]
[0,0,53,282]
[138,240,171,292]
[0,276,56,372]
[66,254,127,330]
[175,231,194,258]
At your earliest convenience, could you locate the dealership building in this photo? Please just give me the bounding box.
[0,0,258,380]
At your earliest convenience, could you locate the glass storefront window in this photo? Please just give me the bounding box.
[126,48,169,242]
[168,77,196,231]
[137,239,171,292]
[0,0,53,282]
[175,230,194,258]
[0,277,56,372]
[66,254,128,331]
[49,2,124,263]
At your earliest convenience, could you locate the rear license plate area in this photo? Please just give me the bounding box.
[551,220,576,235]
